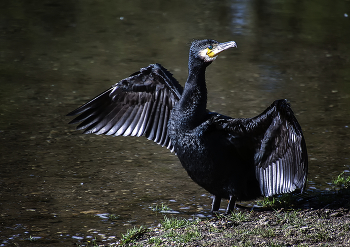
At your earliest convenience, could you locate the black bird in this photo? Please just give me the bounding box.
[67,39,308,213]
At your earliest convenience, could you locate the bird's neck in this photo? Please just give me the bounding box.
[186,64,207,99]
[176,63,208,128]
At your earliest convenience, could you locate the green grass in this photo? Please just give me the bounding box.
[163,227,202,243]
[310,229,330,241]
[120,226,147,245]
[343,223,350,231]
[274,209,305,227]
[228,211,250,222]
[161,216,199,230]
[29,236,37,242]
[150,203,173,212]
[108,213,120,220]
[268,242,287,247]
[258,196,278,207]
[181,229,202,242]
[248,227,276,238]
[257,193,297,208]
[232,240,252,247]
[258,228,276,238]
[215,211,250,224]
[148,236,163,245]
[333,172,350,189]
[156,216,202,244]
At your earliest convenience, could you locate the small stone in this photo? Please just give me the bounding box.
[330,212,342,217]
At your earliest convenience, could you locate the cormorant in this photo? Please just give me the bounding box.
[67,39,308,213]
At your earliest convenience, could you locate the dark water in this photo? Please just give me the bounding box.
[1,0,350,245]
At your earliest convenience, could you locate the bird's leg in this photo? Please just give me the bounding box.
[211,195,221,212]
[225,195,236,214]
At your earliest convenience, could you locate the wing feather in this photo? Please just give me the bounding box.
[67,64,183,151]
[214,99,308,197]
[145,90,161,141]
[124,104,144,136]
[159,105,170,145]
[135,101,152,137]
[252,100,308,196]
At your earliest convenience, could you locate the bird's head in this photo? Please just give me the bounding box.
[190,39,237,64]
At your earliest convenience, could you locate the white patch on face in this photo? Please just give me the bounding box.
[198,48,217,62]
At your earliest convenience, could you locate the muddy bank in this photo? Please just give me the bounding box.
[124,190,350,246]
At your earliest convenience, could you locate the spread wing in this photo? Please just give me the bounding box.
[67,63,183,152]
[213,99,308,197]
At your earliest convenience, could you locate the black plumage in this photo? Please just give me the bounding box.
[67,39,308,213]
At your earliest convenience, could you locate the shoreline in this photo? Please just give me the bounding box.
[120,189,350,246]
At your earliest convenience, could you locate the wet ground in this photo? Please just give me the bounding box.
[0,0,350,246]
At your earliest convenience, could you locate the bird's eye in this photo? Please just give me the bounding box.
[208,45,213,50]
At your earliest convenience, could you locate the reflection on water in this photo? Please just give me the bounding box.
[0,0,350,245]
